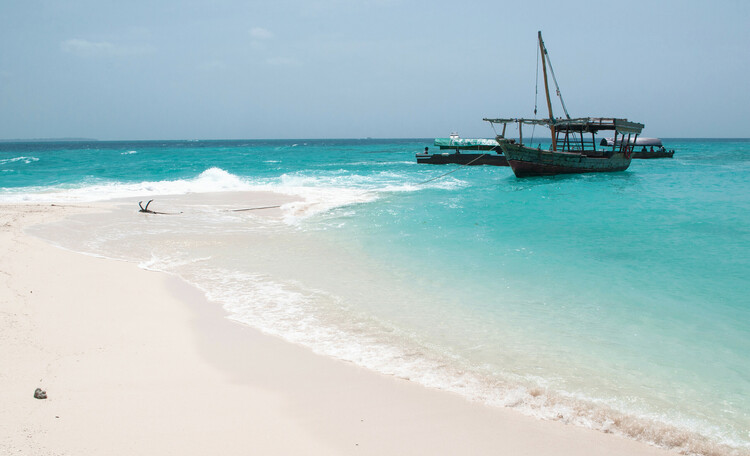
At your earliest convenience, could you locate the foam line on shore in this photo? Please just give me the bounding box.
[0,167,465,222]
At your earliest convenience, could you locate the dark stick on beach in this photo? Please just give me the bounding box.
[50,204,92,208]
[138,200,181,215]
[138,200,154,213]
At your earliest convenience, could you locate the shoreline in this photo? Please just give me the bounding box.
[1,202,681,455]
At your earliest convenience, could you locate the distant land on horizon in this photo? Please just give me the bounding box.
[0,138,99,142]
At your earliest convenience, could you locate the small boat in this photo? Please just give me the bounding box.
[484,32,644,178]
[600,137,675,159]
[416,133,508,166]
[416,151,508,166]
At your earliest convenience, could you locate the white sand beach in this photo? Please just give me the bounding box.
[0,200,679,456]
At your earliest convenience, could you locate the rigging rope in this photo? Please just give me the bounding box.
[543,49,570,119]
[531,40,539,144]
[534,43,539,117]
[417,153,488,185]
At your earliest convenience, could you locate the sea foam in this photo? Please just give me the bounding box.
[0,167,253,202]
[0,166,440,224]
[0,156,39,165]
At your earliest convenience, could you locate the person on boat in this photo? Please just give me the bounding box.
[641,146,647,152]
[650,146,654,152]
[455,148,461,155]
[424,147,429,154]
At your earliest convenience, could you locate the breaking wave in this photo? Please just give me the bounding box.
[0,167,464,222]
[0,156,39,165]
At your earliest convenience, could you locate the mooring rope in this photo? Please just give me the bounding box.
[136,201,281,215]
[229,205,281,212]
[417,153,488,185]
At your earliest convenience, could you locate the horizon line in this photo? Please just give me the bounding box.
[2,136,750,143]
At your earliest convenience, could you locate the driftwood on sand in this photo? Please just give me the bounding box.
[138,199,279,215]
[138,200,181,215]
[138,200,155,213]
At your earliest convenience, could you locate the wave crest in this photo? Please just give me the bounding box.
[0,167,253,202]
[0,156,39,165]
[0,166,465,223]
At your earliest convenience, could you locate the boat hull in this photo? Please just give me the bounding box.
[416,153,508,167]
[631,150,674,159]
[499,142,632,177]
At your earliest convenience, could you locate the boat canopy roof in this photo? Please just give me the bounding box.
[601,137,663,147]
[484,117,644,135]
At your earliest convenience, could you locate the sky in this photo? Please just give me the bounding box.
[0,0,748,140]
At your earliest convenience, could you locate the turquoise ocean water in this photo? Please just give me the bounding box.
[2,139,748,455]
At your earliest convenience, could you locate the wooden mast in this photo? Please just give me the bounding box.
[538,31,556,151]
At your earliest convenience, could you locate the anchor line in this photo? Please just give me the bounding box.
[417,153,488,185]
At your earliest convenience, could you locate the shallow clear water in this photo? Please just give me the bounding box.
[2,138,749,455]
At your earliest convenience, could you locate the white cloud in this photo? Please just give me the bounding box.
[61,39,115,56]
[60,38,154,58]
[250,27,274,40]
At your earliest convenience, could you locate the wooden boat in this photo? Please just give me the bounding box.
[490,118,644,177]
[484,32,644,178]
